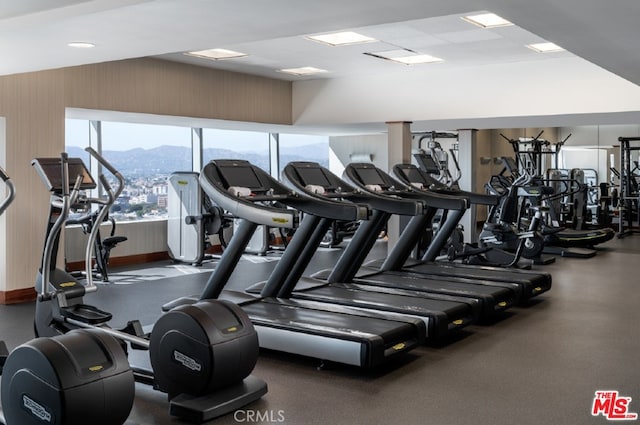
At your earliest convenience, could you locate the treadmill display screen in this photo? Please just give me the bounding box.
[414,154,440,174]
[218,165,263,189]
[296,167,333,188]
[405,167,426,184]
[355,167,386,186]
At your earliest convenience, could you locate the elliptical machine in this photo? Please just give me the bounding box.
[0,166,16,370]
[31,149,267,423]
[479,158,555,266]
[0,166,135,425]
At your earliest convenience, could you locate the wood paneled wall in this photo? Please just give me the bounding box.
[0,58,292,303]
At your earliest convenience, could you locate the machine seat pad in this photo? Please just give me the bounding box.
[103,236,127,249]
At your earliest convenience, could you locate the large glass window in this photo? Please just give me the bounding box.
[65,119,92,166]
[65,119,330,221]
[278,134,329,176]
[100,121,192,221]
[202,128,270,171]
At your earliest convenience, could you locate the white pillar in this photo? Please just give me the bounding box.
[457,129,478,243]
[386,121,412,252]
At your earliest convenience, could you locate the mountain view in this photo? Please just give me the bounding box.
[65,143,330,220]
[67,143,329,176]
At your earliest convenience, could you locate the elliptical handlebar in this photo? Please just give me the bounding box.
[0,166,15,216]
[85,147,125,200]
[83,152,120,291]
[40,154,74,300]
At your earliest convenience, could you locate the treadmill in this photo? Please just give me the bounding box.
[281,161,517,319]
[219,162,479,340]
[165,159,425,368]
[387,162,552,302]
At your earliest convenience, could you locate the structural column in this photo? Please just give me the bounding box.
[386,121,413,252]
[457,129,478,243]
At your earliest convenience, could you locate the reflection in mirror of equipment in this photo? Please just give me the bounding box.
[615,137,640,238]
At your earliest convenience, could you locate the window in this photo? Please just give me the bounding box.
[278,134,329,176]
[202,128,270,172]
[65,118,331,221]
[65,119,92,166]
[100,121,192,221]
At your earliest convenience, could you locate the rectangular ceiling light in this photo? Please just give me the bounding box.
[462,13,513,28]
[306,31,377,46]
[365,49,443,65]
[278,66,329,76]
[184,48,248,60]
[526,42,566,53]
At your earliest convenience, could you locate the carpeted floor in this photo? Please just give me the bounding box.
[1,238,638,425]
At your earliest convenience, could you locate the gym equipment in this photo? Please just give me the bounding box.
[388,163,552,303]
[414,131,461,187]
[341,162,546,305]
[67,209,127,281]
[0,168,14,217]
[317,162,517,319]
[264,161,483,338]
[501,133,615,250]
[164,159,426,368]
[31,150,267,423]
[167,172,229,264]
[2,329,135,425]
[0,167,135,425]
[481,161,554,265]
[616,137,640,238]
[0,166,16,372]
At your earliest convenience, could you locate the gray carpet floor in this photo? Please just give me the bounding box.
[1,238,638,424]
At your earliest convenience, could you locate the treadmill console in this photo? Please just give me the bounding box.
[348,164,392,190]
[216,161,267,192]
[291,163,339,191]
[32,157,96,193]
[413,153,440,175]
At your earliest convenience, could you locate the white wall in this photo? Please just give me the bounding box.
[294,57,640,131]
[329,133,388,175]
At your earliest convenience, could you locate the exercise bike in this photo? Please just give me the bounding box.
[30,150,266,423]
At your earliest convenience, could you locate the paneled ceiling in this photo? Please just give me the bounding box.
[3,0,640,133]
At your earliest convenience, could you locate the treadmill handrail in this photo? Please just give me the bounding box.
[344,163,469,211]
[284,161,425,216]
[199,162,298,228]
[393,163,497,206]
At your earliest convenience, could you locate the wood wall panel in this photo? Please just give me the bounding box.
[0,58,292,302]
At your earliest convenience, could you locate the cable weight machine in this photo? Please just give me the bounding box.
[616,137,640,238]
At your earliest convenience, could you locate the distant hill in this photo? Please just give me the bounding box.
[67,143,328,177]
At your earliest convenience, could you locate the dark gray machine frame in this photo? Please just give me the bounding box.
[165,159,427,368]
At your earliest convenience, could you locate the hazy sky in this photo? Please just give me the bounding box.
[65,119,327,152]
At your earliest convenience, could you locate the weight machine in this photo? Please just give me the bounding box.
[616,137,640,238]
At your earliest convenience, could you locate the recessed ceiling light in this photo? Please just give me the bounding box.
[461,13,513,28]
[526,42,566,53]
[278,66,329,76]
[67,42,95,48]
[306,31,377,46]
[365,49,443,65]
[184,48,248,60]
